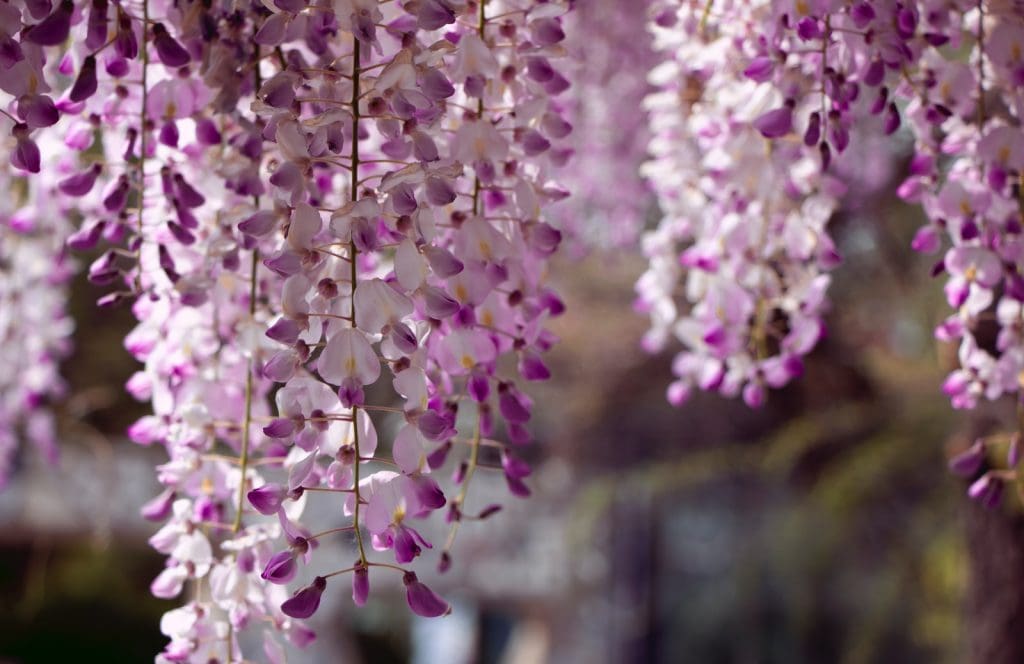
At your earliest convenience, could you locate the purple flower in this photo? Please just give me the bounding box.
[248,483,287,515]
[261,550,298,585]
[402,572,449,618]
[25,0,73,46]
[752,105,793,138]
[352,563,370,607]
[69,56,99,103]
[281,576,327,619]
[152,24,191,67]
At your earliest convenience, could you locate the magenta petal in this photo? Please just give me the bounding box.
[752,106,793,139]
[261,550,298,584]
[152,23,191,67]
[352,563,369,606]
[281,576,327,619]
[248,483,286,515]
[403,572,449,617]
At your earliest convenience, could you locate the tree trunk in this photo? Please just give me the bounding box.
[966,501,1024,664]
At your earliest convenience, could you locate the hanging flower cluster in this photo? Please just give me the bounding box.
[552,0,658,251]
[641,1,1024,504]
[1,0,572,659]
[0,133,74,489]
[638,0,841,410]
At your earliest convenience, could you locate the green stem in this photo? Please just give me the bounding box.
[350,38,368,565]
[232,45,262,535]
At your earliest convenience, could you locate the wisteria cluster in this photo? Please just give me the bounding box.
[638,0,841,410]
[0,0,572,659]
[552,0,658,251]
[640,1,1024,503]
[0,133,74,490]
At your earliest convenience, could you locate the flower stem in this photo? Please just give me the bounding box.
[350,37,368,565]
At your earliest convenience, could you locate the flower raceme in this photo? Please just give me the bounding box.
[639,1,1024,506]
[1,0,572,660]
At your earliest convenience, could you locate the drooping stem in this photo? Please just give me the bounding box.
[977,0,986,128]
[443,414,482,553]
[134,0,149,292]
[442,0,489,558]
[349,37,368,565]
[232,45,263,535]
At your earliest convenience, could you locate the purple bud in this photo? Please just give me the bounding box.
[518,352,550,381]
[58,164,102,197]
[426,441,452,470]
[394,525,423,563]
[159,120,179,148]
[263,351,298,382]
[281,576,327,619]
[248,483,287,515]
[468,373,490,403]
[968,473,1003,509]
[420,68,455,101]
[260,74,296,109]
[408,475,446,511]
[403,571,450,618]
[862,59,884,87]
[255,13,289,46]
[102,175,130,212]
[425,176,456,206]
[950,439,985,477]
[114,13,138,59]
[418,409,456,441]
[498,388,531,424]
[522,129,551,156]
[140,488,175,521]
[531,16,565,45]
[261,550,298,584]
[411,131,439,162]
[753,105,793,138]
[267,318,302,345]
[173,175,205,208]
[505,473,531,498]
[67,219,106,251]
[803,112,821,147]
[884,103,901,135]
[195,118,222,145]
[85,0,109,50]
[152,23,191,68]
[239,211,277,237]
[18,94,59,129]
[423,246,463,277]
[422,286,460,319]
[389,322,419,355]
[25,0,73,46]
[796,17,822,40]
[417,0,456,30]
[743,57,774,83]
[352,563,369,606]
[502,452,532,479]
[338,377,366,409]
[70,56,99,103]
[1010,433,1022,467]
[263,418,296,439]
[390,182,419,215]
[851,2,875,28]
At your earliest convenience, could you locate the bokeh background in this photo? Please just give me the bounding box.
[3,8,1023,664]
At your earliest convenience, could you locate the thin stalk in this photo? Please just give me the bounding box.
[350,38,368,565]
